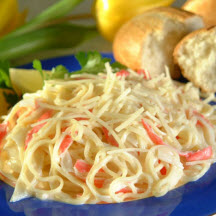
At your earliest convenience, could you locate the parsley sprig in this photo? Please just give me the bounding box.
[0,60,20,108]
[74,51,125,74]
[0,51,125,108]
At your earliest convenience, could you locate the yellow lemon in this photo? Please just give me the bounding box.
[0,0,18,33]
[0,9,28,38]
[0,0,27,38]
[93,0,175,41]
[9,68,44,95]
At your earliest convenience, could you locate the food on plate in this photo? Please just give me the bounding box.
[174,26,216,93]
[182,0,216,28]
[0,61,215,204]
[113,7,204,79]
[93,0,175,41]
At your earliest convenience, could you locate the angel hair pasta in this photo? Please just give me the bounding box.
[0,63,216,204]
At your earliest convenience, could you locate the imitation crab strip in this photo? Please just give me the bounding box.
[102,127,119,147]
[142,120,168,175]
[25,110,52,150]
[74,160,105,188]
[193,110,214,128]
[115,187,145,194]
[115,187,133,194]
[74,159,104,173]
[158,160,167,175]
[116,69,130,77]
[74,117,89,121]
[180,146,213,162]
[176,136,180,140]
[74,174,105,188]
[94,178,105,188]
[74,159,92,173]
[97,201,110,204]
[160,166,167,175]
[141,119,165,145]
[59,134,73,155]
[137,69,151,80]
[0,123,7,144]
[141,119,212,163]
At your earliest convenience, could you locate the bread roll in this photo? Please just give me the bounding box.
[113,7,204,79]
[174,26,216,92]
[182,0,216,27]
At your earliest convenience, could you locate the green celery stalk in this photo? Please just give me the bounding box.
[0,24,98,63]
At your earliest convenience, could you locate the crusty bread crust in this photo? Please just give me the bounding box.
[113,10,164,71]
[113,7,204,78]
[182,0,216,27]
[148,7,196,21]
[173,27,214,62]
[174,26,216,92]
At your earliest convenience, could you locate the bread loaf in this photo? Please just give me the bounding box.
[182,0,216,28]
[174,26,216,92]
[113,7,204,79]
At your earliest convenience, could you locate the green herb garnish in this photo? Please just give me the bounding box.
[0,60,12,89]
[74,51,126,74]
[0,52,126,108]
[33,59,44,80]
[0,60,20,108]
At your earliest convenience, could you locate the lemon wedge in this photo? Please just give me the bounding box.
[9,68,45,95]
[0,68,48,116]
[93,0,175,41]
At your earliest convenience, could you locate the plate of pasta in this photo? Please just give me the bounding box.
[0,53,216,216]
